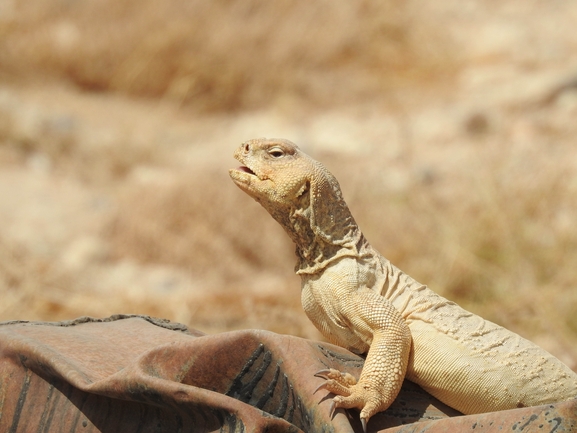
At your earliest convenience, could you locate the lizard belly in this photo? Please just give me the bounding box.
[403,293,577,414]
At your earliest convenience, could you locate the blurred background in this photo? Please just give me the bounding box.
[0,0,576,368]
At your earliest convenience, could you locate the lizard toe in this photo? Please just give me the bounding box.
[314,368,358,386]
[315,378,353,396]
[359,401,382,428]
[314,368,336,379]
[331,384,391,431]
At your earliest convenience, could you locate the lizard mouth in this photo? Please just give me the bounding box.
[236,166,256,176]
[229,164,264,189]
[229,148,269,190]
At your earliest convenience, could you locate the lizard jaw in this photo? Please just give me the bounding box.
[230,149,269,187]
[229,167,273,200]
[229,165,260,184]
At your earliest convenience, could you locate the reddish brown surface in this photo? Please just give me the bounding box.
[0,315,575,432]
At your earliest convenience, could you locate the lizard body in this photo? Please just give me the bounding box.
[229,138,577,429]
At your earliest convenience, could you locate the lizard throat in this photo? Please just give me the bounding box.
[285,204,371,275]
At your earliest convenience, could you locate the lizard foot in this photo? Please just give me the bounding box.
[314,369,387,433]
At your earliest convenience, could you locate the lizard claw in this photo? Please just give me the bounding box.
[360,416,367,433]
[313,381,330,394]
[314,369,333,379]
[314,368,358,395]
[316,386,337,419]
[329,400,336,418]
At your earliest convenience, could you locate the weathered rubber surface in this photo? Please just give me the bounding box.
[0,315,574,433]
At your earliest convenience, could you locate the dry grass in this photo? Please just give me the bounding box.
[105,170,294,280]
[0,0,455,111]
[0,1,576,368]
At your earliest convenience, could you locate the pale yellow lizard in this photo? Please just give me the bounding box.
[229,138,577,432]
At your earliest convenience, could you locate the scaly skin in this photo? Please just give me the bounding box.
[229,138,577,430]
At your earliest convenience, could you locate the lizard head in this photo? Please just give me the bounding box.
[229,138,312,209]
[230,138,359,266]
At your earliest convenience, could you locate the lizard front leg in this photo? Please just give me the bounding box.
[316,289,412,431]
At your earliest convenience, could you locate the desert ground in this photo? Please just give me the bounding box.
[1,1,576,368]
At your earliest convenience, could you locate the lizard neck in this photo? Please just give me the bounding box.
[294,231,376,275]
[284,192,376,275]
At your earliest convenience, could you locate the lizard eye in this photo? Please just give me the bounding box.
[268,147,285,158]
